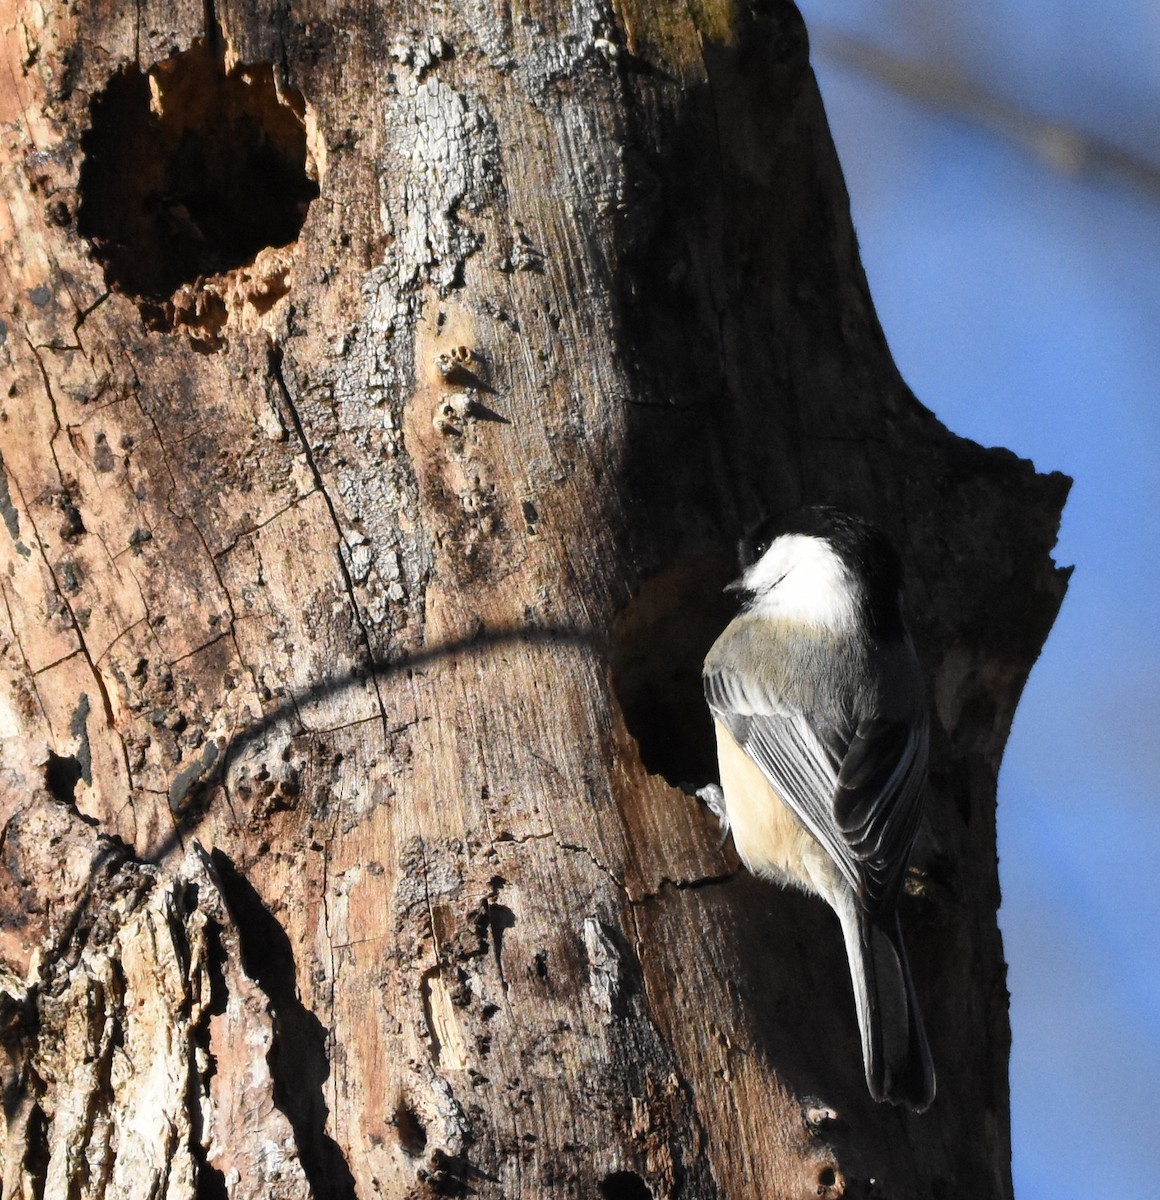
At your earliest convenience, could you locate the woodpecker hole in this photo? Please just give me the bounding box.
[610,555,737,788]
[45,751,83,806]
[77,38,320,334]
[393,1095,428,1157]
[599,1171,653,1200]
[816,1163,844,1196]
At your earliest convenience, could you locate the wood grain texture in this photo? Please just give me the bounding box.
[0,1,1068,1197]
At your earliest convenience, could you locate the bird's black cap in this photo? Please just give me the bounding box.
[739,506,907,638]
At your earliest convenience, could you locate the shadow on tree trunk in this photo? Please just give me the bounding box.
[210,850,358,1200]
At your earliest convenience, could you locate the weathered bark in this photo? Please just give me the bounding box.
[0,2,1068,1198]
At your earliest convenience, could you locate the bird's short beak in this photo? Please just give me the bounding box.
[723,577,749,596]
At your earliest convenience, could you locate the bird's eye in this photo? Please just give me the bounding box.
[754,540,770,559]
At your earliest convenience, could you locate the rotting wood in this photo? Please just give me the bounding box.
[1,2,1068,1197]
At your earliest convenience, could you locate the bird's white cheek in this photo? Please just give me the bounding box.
[746,536,860,632]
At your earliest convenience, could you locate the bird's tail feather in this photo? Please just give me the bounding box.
[835,895,935,1111]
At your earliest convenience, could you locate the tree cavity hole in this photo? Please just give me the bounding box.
[599,1170,653,1200]
[610,554,737,788]
[77,38,320,326]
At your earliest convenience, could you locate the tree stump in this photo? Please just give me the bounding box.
[0,2,1069,1197]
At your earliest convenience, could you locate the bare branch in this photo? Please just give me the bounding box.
[813,26,1160,198]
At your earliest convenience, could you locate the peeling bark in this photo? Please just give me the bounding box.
[1,2,1067,1198]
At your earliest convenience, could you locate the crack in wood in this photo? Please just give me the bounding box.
[267,340,391,732]
[209,487,322,558]
[19,339,121,732]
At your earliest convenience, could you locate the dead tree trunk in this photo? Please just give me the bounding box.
[0,2,1068,1197]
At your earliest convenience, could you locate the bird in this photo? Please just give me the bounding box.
[700,505,935,1110]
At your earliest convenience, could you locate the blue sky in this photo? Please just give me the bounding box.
[795,2,1160,1194]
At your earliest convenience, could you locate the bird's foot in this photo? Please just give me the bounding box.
[682,782,731,848]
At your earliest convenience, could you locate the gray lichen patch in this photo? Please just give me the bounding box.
[381,61,501,296]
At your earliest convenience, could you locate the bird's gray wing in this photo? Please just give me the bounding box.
[834,713,928,910]
[705,667,927,910]
[704,667,859,893]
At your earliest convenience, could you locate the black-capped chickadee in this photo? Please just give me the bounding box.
[701,506,935,1111]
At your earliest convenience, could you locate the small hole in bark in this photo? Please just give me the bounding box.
[818,1165,837,1188]
[600,1171,653,1200]
[45,751,83,805]
[23,1102,49,1196]
[610,555,737,788]
[77,38,319,325]
[393,1095,428,1156]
